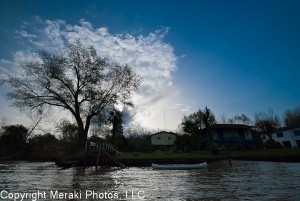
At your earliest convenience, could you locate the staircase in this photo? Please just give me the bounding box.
[84,141,127,169]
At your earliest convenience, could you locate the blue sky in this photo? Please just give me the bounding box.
[0,0,300,132]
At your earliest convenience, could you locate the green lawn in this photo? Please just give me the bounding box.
[122,150,213,159]
[121,149,300,160]
[228,148,300,157]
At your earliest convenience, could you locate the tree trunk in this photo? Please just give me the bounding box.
[75,114,88,151]
[76,114,93,151]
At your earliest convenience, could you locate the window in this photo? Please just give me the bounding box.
[168,136,173,140]
[156,136,161,140]
[217,128,223,139]
[294,130,300,136]
[276,132,283,138]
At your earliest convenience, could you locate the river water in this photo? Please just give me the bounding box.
[0,160,299,201]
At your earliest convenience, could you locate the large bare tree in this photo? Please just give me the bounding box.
[1,41,141,149]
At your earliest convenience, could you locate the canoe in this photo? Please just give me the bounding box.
[152,162,207,170]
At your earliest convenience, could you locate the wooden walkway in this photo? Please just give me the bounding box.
[84,141,127,170]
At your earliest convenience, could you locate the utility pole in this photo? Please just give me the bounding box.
[164,108,166,131]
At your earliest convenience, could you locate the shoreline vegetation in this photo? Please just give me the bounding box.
[53,148,300,168]
[119,149,300,167]
[2,149,299,168]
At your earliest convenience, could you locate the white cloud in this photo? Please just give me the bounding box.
[15,30,37,38]
[5,18,182,130]
[0,59,15,74]
[13,50,37,65]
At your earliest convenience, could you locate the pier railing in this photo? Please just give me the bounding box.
[84,141,127,169]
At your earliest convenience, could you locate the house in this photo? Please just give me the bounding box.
[209,124,253,149]
[151,131,177,147]
[272,125,300,148]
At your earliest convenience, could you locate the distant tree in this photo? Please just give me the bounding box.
[219,113,252,125]
[181,115,202,135]
[91,107,126,148]
[218,113,229,124]
[109,109,123,141]
[125,127,152,152]
[181,106,216,135]
[56,119,78,144]
[201,106,218,153]
[228,114,252,125]
[202,106,216,128]
[90,107,112,137]
[254,110,280,140]
[0,124,28,156]
[27,133,58,160]
[1,41,141,149]
[284,105,300,127]
[180,106,216,151]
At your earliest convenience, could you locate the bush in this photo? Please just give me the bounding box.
[27,133,59,161]
[265,139,283,149]
[0,124,28,157]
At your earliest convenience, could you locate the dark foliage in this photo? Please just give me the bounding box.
[27,133,58,161]
[254,110,280,140]
[284,105,300,127]
[0,124,28,157]
[2,41,141,149]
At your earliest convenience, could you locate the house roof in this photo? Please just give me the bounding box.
[151,131,178,136]
[210,124,252,129]
[274,125,300,132]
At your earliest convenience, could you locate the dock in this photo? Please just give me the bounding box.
[84,141,127,170]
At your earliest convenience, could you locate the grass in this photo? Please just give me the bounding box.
[122,150,213,159]
[121,149,300,160]
[228,148,300,157]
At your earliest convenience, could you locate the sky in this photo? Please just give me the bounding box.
[0,0,300,133]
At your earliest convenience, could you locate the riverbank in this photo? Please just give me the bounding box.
[4,148,300,167]
[118,149,300,167]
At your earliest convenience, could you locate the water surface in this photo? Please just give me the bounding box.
[0,160,299,200]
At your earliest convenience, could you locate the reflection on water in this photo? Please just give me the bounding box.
[0,160,300,200]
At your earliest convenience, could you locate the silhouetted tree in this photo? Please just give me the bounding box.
[56,119,78,144]
[110,109,123,139]
[125,127,152,152]
[180,106,216,151]
[0,124,28,156]
[284,105,300,127]
[228,114,252,125]
[27,133,58,160]
[181,106,216,135]
[254,110,280,140]
[202,106,218,153]
[107,109,127,149]
[2,41,141,150]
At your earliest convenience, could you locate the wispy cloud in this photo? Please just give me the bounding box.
[15,30,37,38]
[0,59,15,74]
[7,18,180,129]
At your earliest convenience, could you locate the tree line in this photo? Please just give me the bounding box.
[178,105,300,151]
[0,119,153,161]
[1,104,299,161]
[1,40,299,160]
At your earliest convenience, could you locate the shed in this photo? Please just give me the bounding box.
[151,131,177,146]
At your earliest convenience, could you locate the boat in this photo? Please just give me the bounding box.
[151,162,207,170]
